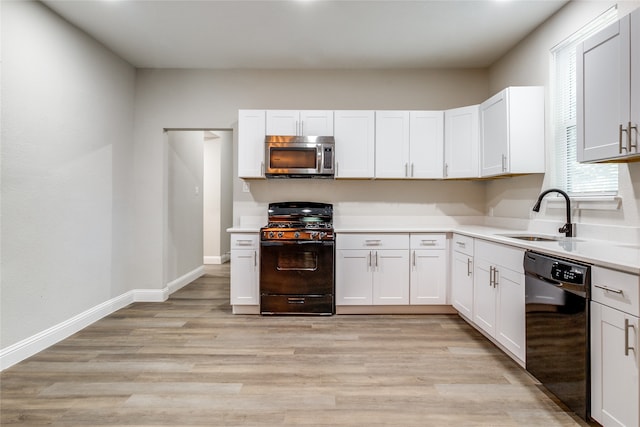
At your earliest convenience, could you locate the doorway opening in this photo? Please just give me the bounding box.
[164,129,233,289]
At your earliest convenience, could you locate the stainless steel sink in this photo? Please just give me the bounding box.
[500,234,560,242]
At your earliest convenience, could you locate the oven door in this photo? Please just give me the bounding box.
[260,240,334,295]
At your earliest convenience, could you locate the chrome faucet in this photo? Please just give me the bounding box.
[532,188,574,237]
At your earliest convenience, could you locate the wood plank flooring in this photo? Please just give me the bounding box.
[1,264,591,426]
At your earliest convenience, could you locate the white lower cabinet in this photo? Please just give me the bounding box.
[451,234,474,318]
[590,266,639,427]
[473,239,525,363]
[230,234,260,306]
[336,234,409,305]
[410,234,447,304]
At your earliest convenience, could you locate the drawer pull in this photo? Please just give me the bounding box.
[594,284,624,295]
[365,239,382,246]
[624,319,635,356]
[455,241,466,248]
[236,239,254,246]
[420,240,437,246]
[467,258,472,276]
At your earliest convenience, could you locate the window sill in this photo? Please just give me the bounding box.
[546,195,622,211]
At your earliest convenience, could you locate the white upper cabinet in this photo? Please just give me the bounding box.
[334,110,375,178]
[480,86,545,177]
[409,111,444,179]
[577,8,640,162]
[238,109,266,178]
[266,110,334,136]
[375,110,444,179]
[375,111,411,178]
[444,105,480,179]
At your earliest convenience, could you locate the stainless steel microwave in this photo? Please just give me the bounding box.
[265,135,335,178]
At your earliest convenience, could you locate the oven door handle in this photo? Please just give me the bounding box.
[261,240,334,247]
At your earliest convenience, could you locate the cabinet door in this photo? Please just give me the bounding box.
[335,249,373,305]
[266,110,299,136]
[577,17,632,162]
[631,8,639,153]
[495,267,525,362]
[451,251,473,318]
[375,111,410,178]
[373,250,410,305]
[591,301,639,427]
[444,105,479,178]
[473,257,497,336]
[230,249,259,305]
[480,90,509,177]
[409,111,444,178]
[238,110,266,178]
[334,110,375,178]
[300,110,334,136]
[410,249,446,304]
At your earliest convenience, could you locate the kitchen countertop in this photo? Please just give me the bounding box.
[335,225,640,275]
[228,224,640,274]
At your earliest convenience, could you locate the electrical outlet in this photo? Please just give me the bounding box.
[242,181,250,192]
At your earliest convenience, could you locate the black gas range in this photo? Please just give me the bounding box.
[259,202,335,315]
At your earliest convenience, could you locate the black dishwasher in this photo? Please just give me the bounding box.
[524,251,591,421]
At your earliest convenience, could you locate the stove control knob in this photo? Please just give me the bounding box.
[294,231,300,239]
[268,231,275,239]
[320,232,327,239]
[277,232,284,238]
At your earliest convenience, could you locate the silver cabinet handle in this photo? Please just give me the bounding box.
[625,318,635,356]
[365,239,382,246]
[412,250,416,268]
[501,154,507,172]
[494,267,499,287]
[594,284,624,295]
[467,258,472,276]
[236,239,253,246]
[301,121,304,136]
[489,266,498,287]
[420,239,437,246]
[619,123,627,153]
[411,163,414,177]
[375,251,379,268]
[455,241,466,248]
[405,163,409,177]
[629,122,638,152]
[260,161,264,176]
[444,162,448,178]
[253,251,257,267]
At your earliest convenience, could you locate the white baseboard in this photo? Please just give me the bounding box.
[0,265,205,371]
[203,254,230,265]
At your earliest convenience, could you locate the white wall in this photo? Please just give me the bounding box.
[1,1,135,348]
[486,0,640,233]
[165,131,204,283]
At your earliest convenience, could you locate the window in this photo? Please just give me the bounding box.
[551,7,618,196]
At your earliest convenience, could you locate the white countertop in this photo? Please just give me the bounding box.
[228,224,640,274]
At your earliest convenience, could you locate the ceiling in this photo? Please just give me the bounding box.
[41,0,569,70]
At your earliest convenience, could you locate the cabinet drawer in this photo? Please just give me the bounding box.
[410,233,446,249]
[592,267,640,317]
[337,233,409,250]
[452,233,474,256]
[231,234,259,249]
[475,239,524,273]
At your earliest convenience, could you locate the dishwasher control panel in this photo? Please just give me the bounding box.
[551,262,585,284]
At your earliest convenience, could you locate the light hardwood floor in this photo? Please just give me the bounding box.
[1,264,592,426]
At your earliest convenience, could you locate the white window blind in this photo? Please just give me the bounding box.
[551,7,618,196]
